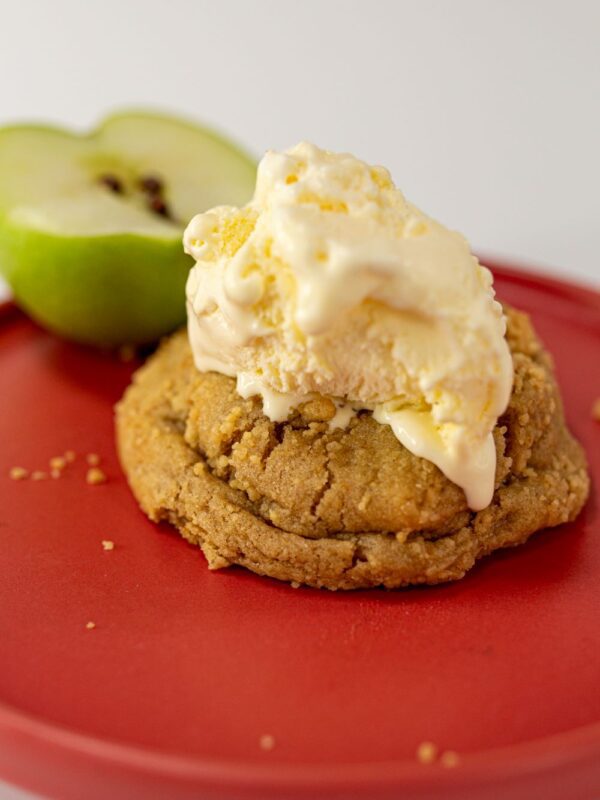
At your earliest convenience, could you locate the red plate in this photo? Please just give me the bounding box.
[0,263,598,800]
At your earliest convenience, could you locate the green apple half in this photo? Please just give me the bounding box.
[0,110,256,345]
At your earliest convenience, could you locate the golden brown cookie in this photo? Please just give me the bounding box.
[115,308,589,589]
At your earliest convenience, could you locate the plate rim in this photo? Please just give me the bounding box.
[1,696,600,795]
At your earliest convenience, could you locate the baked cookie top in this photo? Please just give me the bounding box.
[116,307,589,589]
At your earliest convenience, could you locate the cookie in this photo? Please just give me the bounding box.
[115,307,589,589]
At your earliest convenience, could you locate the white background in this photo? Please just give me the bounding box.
[0,0,599,290]
[0,1,598,798]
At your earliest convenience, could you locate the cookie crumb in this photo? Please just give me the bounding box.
[64,450,76,463]
[440,750,460,768]
[592,398,600,421]
[9,467,28,481]
[290,581,301,589]
[49,456,66,471]
[85,621,96,630]
[416,741,438,764]
[86,453,101,466]
[50,469,62,479]
[259,734,275,751]
[102,540,115,551]
[86,467,107,485]
[31,470,47,481]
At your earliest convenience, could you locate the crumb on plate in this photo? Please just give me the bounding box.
[85,621,96,630]
[592,398,600,421]
[416,741,438,764]
[86,453,101,466]
[102,540,115,551]
[440,750,460,768]
[259,734,275,751]
[9,467,28,481]
[49,456,66,471]
[86,467,107,485]
[31,470,47,481]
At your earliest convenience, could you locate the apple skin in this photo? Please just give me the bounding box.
[0,219,192,346]
[0,111,257,346]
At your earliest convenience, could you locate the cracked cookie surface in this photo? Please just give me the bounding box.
[116,308,589,589]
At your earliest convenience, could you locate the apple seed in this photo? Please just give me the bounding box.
[139,175,163,195]
[98,174,123,194]
[148,196,172,219]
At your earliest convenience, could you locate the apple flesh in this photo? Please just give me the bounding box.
[0,111,256,345]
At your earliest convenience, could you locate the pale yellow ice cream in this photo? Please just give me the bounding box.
[183,142,513,510]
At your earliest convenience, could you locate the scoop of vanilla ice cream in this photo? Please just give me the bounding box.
[183,142,513,511]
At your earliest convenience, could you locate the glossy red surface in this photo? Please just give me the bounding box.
[0,264,598,800]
